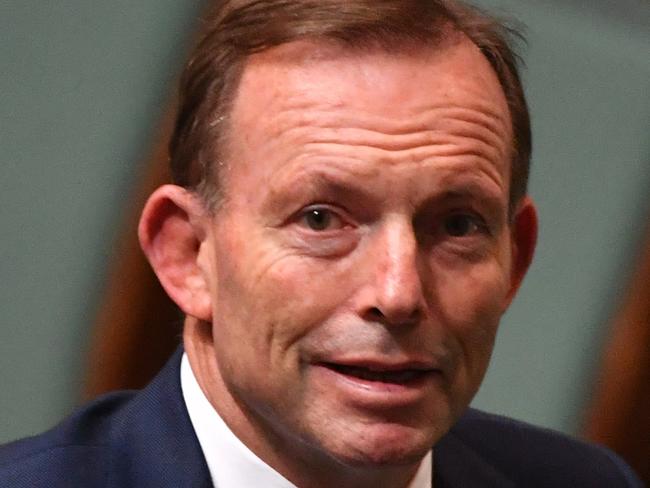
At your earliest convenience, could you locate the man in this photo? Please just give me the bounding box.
[0,0,642,487]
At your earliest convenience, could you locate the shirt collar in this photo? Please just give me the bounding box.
[180,353,432,488]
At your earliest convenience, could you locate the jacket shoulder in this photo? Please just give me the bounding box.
[0,348,210,488]
[0,391,135,488]
[446,408,643,487]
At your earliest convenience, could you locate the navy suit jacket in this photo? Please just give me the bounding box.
[0,348,643,487]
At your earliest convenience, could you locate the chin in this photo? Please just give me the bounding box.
[329,423,435,468]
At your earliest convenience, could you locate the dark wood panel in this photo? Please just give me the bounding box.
[82,107,182,399]
[583,222,650,482]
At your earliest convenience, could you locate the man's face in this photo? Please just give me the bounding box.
[198,38,518,470]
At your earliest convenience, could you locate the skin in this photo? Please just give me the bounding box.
[139,34,537,488]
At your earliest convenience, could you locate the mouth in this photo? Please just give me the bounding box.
[319,362,435,386]
[312,359,442,407]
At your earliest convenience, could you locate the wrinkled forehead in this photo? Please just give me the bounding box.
[226,36,513,154]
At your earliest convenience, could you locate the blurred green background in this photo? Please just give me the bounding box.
[1,0,648,443]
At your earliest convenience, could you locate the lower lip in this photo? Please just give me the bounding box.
[311,363,441,407]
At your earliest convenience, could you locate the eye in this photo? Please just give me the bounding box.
[298,207,346,232]
[442,213,486,237]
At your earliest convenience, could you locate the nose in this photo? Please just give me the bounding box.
[365,219,425,326]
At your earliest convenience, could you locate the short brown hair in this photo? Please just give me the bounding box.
[170,0,531,211]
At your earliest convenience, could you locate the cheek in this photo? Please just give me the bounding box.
[254,255,357,343]
[434,260,509,383]
[212,236,355,364]
[437,259,509,321]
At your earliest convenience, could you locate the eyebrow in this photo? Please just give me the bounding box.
[265,168,402,230]
[440,186,503,205]
[424,186,508,225]
[265,161,508,217]
[267,167,382,211]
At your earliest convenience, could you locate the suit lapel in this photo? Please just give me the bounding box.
[108,347,213,488]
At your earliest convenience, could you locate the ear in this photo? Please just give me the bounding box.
[504,196,538,308]
[138,184,212,321]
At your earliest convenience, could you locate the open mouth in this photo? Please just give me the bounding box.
[322,363,432,384]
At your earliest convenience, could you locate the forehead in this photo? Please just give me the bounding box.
[223,37,513,194]
[230,36,511,132]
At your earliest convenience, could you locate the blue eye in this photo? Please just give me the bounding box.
[443,214,484,237]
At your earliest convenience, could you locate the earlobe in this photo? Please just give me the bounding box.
[138,184,213,321]
[504,196,538,308]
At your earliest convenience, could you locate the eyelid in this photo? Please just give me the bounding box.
[454,211,489,229]
[445,212,493,240]
[418,210,492,242]
[464,210,489,225]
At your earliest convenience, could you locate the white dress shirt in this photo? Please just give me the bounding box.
[181,353,432,488]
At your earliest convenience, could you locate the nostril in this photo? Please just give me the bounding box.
[366,305,422,327]
[369,307,383,318]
